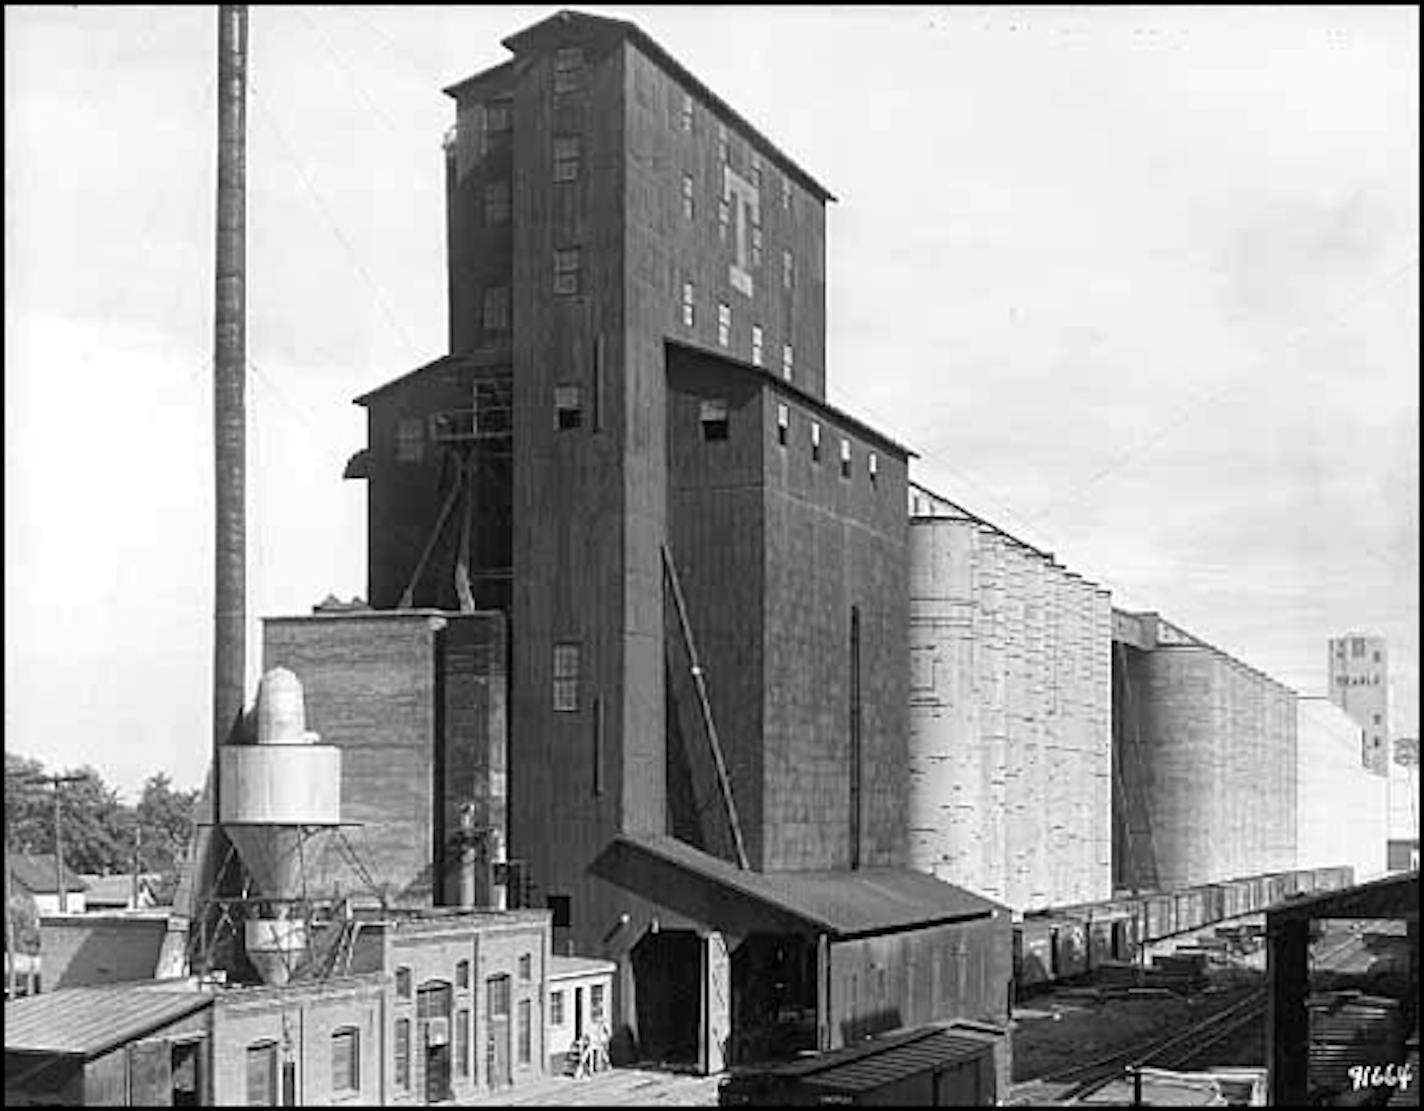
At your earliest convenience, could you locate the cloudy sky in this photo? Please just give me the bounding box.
[6,6,1418,812]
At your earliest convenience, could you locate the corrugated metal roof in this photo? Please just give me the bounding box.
[601,834,1003,937]
[1266,870,1417,922]
[4,985,211,1058]
[798,1031,990,1094]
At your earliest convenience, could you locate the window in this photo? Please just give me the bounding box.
[553,135,581,182]
[396,417,424,463]
[751,324,764,366]
[555,385,582,430]
[396,967,412,999]
[331,1027,360,1094]
[395,1019,411,1089]
[485,102,512,138]
[679,91,694,133]
[553,247,581,295]
[484,180,511,225]
[1352,637,1366,657]
[717,122,729,165]
[1373,651,1382,663]
[681,280,695,327]
[483,285,510,332]
[868,451,879,483]
[551,990,566,1026]
[750,151,762,190]
[548,894,572,928]
[246,1042,277,1107]
[782,249,794,290]
[487,975,511,1018]
[777,404,789,446]
[591,984,606,1024]
[751,222,763,268]
[717,196,730,242]
[517,999,532,1064]
[519,953,533,981]
[1374,713,1383,725]
[457,1009,471,1077]
[554,46,586,94]
[840,437,852,478]
[781,173,792,212]
[553,642,580,711]
[457,959,470,989]
[700,399,729,441]
[782,343,794,382]
[681,174,695,219]
[717,302,731,347]
[810,421,821,462]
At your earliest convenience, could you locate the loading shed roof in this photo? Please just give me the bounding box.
[4,985,212,1059]
[1265,870,1418,923]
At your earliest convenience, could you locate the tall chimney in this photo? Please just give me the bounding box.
[213,4,248,791]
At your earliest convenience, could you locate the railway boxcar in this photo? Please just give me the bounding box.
[1051,919,1089,980]
[1201,884,1225,923]
[1144,894,1175,942]
[1016,918,1055,991]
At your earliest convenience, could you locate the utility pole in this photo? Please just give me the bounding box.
[43,774,87,913]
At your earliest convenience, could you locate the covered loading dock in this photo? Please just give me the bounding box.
[593,833,1012,1081]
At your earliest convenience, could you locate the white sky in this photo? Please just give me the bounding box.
[5,6,1419,809]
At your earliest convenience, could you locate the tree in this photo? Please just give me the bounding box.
[4,755,132,874]
[136,772,199,877]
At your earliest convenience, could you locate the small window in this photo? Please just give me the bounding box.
[700,399,729,441]
[1351,637,1366,657]
[781,174,792,212]
[518,999,532,1064]
[457,959,470,989]
[751,222,763,268]
[1373,713,1383,725]
[486,102,512,135]
[782,249,794,290]
[484,180,511,226]
[591,984,606,1024]
[751,324,764,367]
[717,122,729,165]
[717,196,730,242]
[483,285,510,333]
[395,1019,411,1089]
[681,280,695,327]
[396,417,424,463]
[554,385,582,430]
[868,451,879,483]
[519,953,532,981]
[777,404,789,446]
[782,343,794,382]
[548,894,572,928]
[553,247,581,296]
[246,1042,277,1107]
[717,303,731,347]
[487,975,511,1018]
[810,421,821,462]
[1373,650,1381,663]
[457,1008,471,1077]
[681,174,695,219]
[750,151,762,190]
[554,46,586,94]
[553,135,581,182]
[553,642,580,711]
[396,967,412,999]
[680,92,694,133]
[331,1027,360,1094]
[840,437,852,478]
[551,990,566,1026]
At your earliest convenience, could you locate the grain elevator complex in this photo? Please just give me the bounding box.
[10,9,1406,1105]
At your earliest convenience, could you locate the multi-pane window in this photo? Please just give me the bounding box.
[1351,637,1366,657]
[457,1009,471,1077]
[782,343,794,382]
[554,46,586,94]
[751,325,764,367]
[483,285,510,333]
[484,180,511,225]
[717,303,731,347]
[485,102,512,138]
[553,247,581,296]
[810,421,821,462]
[840,438,852,479]
[519,954,532,981]
[782,249,794,290]
[555,384,582,430]
[517,1000,532,1064]
[553,135,581,182]
[679,91,694,133]
[395,1019,411,1090]
[551,989,566,1026]
[591,984,606,1024]
[246,1042,277,1107]
[457,959,470,989]
[750,152,762,190]
[717,196,730,242]
[396,967,412,999]
[700,399,729,442]
[717,122,729,165]
[681,173,695,219]
[751,222,763,268]
[553,642,580,711]
[776,403,789,446]
[331,1028,360,1093]
[396,417,424,463]
[681,280,695,327]
[488,975,511,1018]
[781,173,792,212]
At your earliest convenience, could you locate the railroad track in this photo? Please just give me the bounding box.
[1042,929,1367,1102]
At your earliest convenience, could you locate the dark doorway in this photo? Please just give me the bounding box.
[486,973,512,1090]
[632,929,702,1066]
[171,1041,202,1107]
[280,1061,295,1107]
[418,980,453,1103]
[730,934,817,1064]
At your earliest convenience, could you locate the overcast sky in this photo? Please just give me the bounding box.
[6,6,1418,811]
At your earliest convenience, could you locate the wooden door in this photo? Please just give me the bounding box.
[485,974,511,1089]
